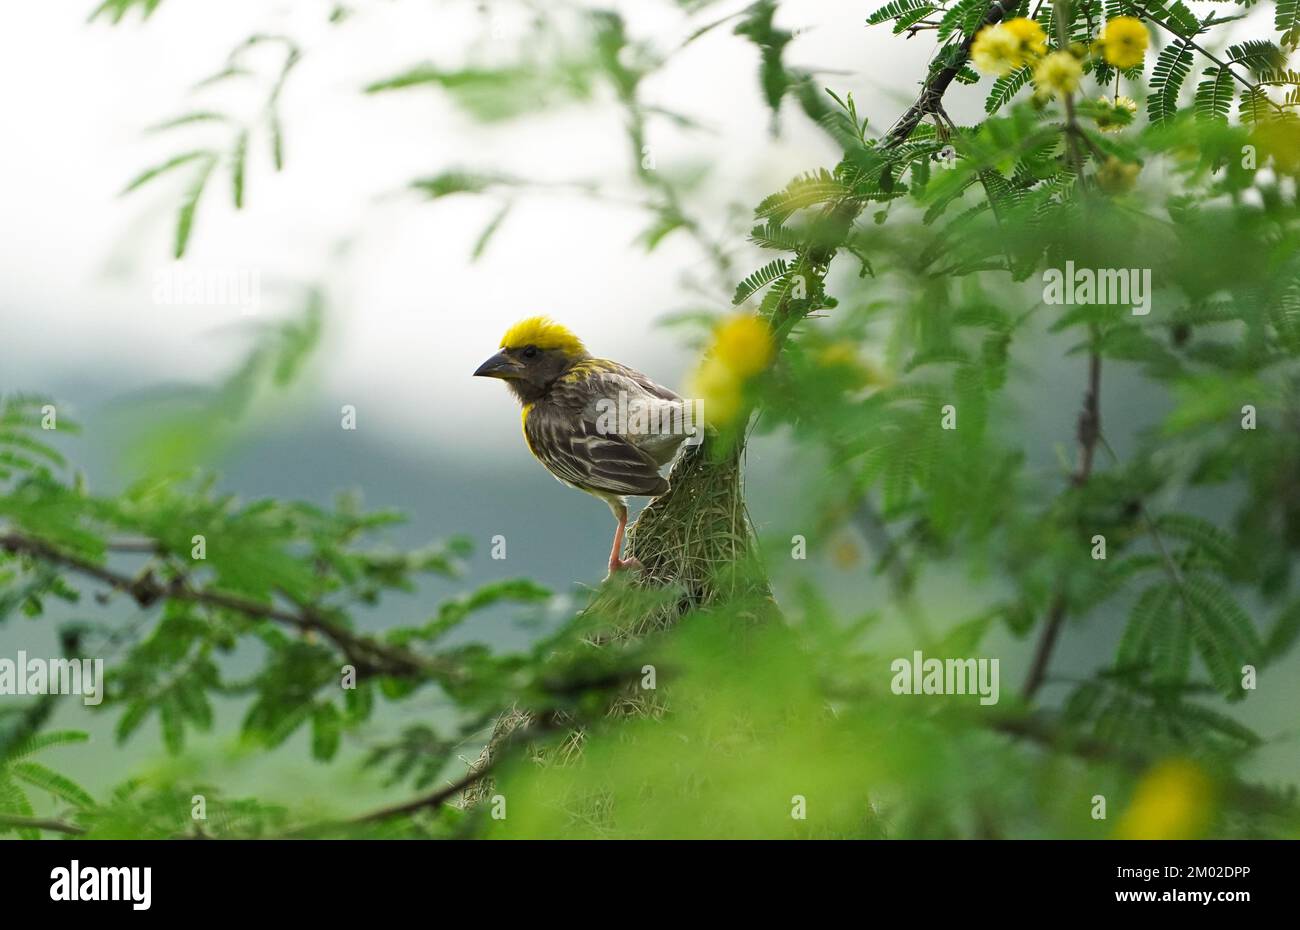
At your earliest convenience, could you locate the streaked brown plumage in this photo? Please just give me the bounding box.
[473,317,690,575]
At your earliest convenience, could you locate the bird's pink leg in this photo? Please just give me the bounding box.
[607,504,643,575]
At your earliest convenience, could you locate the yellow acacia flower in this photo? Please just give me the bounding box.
[689,314,774,427]
[1033,51,1083,99]
[1004,17,1048,60]
[1094,95,1138,132]
[688,357,744,427]
[816,342,892,389]
[1096,156,1140,194]
[971,24,1022,76]
[1117,759,1213,840]
[712,314,774,378]
[1101,16,1149,70]
[972,18,1048,76]
[1255,119,1300,176]
[816,341,866,381]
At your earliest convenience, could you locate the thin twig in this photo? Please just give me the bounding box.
[850,499,933,643]
[1022,337,1103,699]
[0,531,459,683]
[105,537,163,554]
[349,767,487,825]
[886,1,1012,145]
[1055,0,1089,187]
[1136,3,1287,116]
[0,813,87,835]
[1096,435,1194,616]
[285,711,563,835]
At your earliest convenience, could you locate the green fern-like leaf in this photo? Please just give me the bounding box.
[1147,40,1194,125]
[90,0,164,24]
[815,110,868,155]
[0,771,38,839]
[409,171,516,200]
[1117,583,1176,670]
[1143,0,1201,37]
[1173,702,1262,747]
[979,170,1024,219]
[1151,596,1192,685]
[230,129,248,209]
[4,730,89,762]
[734,0,794,114]
[1263,599,1300,662]
[1280,0,1300,48]
[754,170,851,222]
[173,156,217,259]
[1226,40,1288,76]
[749,222,804,252]
[1184,575,1262,699]
[937,0,990,42]
[732,258,791,305]
[986,66,1033,114]
[11,762,94,809]
[1156,513,1241,575]
[893,5,939,33]
[121,150,213,194]
[1193,66,1234,122]
[866,0,933,27]
[0,730,91,838]
[1238,87,1272,123]
[311,703,342,762]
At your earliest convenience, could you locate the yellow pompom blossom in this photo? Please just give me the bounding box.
[1094,95,1138,133]
[971,18,1047,76]
[688,357,743,427]
[971,25,1021,76]
[689,314,774,426]
[1101,16,1149,70]
[1255,119,1300,176]
[1004,17,1048,60]
[816,342,892,389]
[1033,51,1083,99]
[816,341,859,368]
[1117,759,1214,840]
[712,314,774,378]
[1096,156,1140,194]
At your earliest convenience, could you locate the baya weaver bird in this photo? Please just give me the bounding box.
[473,316,690,575]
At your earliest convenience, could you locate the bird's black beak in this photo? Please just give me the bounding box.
[473,350,523,380]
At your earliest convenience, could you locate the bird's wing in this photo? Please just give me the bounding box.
[524,402,668,497]
[556,359,691,465]
[559,359,681,403]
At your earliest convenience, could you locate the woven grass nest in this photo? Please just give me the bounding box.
[460,437,775,810]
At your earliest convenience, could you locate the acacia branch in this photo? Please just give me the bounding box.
[0,813,87,835]
[285,711,564,835]
[1136,3,1287,116]
[748,2,1020,411]
[885,1,1014,146]
[350,766,487,825]
[0,530,460,683]
[1022,343,1103,699]
[766,1,1014,339]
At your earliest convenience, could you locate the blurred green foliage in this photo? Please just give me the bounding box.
[1,0,1297,839]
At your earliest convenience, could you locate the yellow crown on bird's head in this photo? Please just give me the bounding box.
[499,316,587,357]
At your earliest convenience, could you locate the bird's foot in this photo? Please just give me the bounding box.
[605,556,643,580]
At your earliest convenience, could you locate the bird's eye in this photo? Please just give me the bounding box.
[522,345,538,360]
